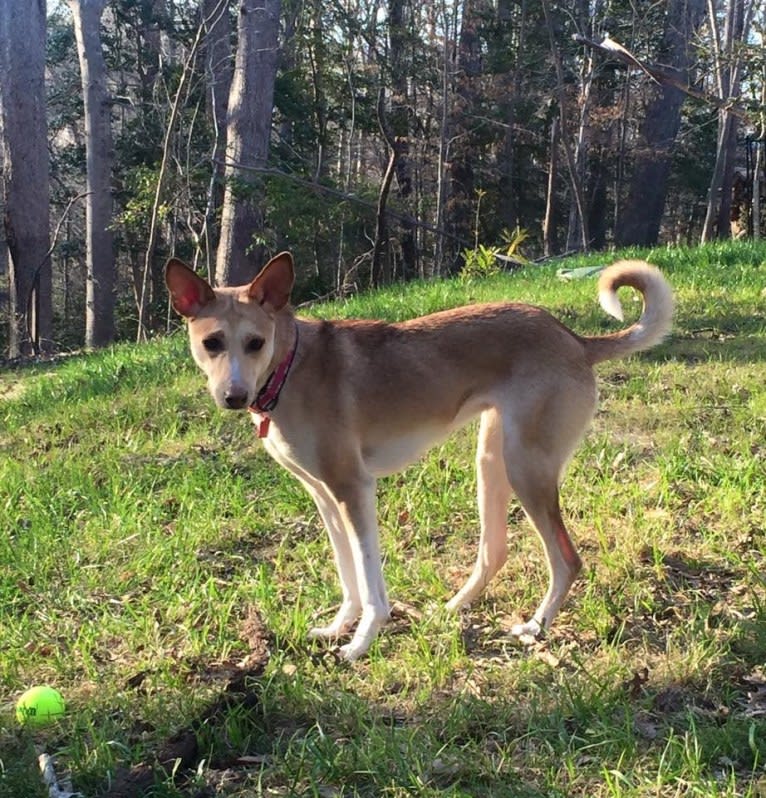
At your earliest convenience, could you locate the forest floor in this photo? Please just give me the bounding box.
[1,241,765,797]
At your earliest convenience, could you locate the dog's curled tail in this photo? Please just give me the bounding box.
[585,260,674,365]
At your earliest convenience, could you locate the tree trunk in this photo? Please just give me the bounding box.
[201,0,233,278]
[68,0,116,348]
[616,83,688,246]
[496,0,526,234]
[563,2,595,252]
[586,148,608,250]
[433,0,459,276]
[753,69,766,239]
[542,118,560,257]
[754,138,764,239]
[371,145,396,288]
[0,121,7,320]
[388,0,417,280]
[202,0,232,141]
[616,0,705,247]
[444,0,487,272]
[714,114,740,238]
[0,0,52,357]
[215,0,281,287]
[137,0,165,97]
[137,16,210,341]
[541,0,589,253]
[701,0,753,242]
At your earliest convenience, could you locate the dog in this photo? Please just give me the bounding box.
[165,253,673,660]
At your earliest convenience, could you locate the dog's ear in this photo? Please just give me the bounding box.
[165,258,216,318]
[247,252,295,311]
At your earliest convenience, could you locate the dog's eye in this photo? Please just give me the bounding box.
[246,337,264,354]
[202,336,224,354]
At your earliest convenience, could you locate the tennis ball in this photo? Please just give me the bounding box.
[15,686,66,726]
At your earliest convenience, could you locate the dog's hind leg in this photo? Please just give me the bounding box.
[447,409,512,611]
[503,438,582,639]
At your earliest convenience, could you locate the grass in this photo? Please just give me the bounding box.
[1,239,765,797]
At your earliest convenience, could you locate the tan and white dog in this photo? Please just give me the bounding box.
[166,253,673,660]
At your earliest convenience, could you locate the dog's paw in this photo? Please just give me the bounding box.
[445,594,471,612]
[338,640,368,661]
[307,622,349,640]
[335,606,389,661]
[510,618,543,646]
[308,602,360,640]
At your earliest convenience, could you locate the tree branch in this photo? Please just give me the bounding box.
[573,33,751,120]
[217,159,470,247]
[25,191,91,353]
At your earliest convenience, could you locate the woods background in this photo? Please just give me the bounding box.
[0,0,764,357]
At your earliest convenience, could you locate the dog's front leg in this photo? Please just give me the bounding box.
[331,475,390,660]
[304,482,363,640]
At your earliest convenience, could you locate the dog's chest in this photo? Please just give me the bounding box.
[260,427,317,483]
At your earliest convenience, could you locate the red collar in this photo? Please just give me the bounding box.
[248,326,298,438]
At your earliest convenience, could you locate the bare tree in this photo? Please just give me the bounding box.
[753,41,766,239]
[443,0,489,271]
[372,0,418,287]
[215,0,281,286]
[68,0,116,347]
[542,118,560,257]
[701,0,755,242]
[541,0,589,252]
[0,0,52,357]
[616,0,706,247]
[0,127,6,320]
[201,0,233,278]
[496,0,527,235]
[137,14,208,341]
[387,0,417,280]
[433,0,460,275]
[372,87,396,287]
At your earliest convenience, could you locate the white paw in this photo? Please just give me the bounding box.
[446,594,470,612]
[307,602,360,641]
[338,640,368,661]
[307,624,343,640]
[335,606,389,661]
[511,618,543,646]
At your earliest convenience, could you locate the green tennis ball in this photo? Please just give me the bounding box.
[15,686,66,726]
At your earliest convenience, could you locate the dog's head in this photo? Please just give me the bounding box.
[165,252,295,410]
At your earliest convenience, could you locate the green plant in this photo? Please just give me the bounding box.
[499,226,530,263]
[460,190,531,282]
[459,242,502,282]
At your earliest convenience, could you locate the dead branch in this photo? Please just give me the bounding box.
[573,33,751,121]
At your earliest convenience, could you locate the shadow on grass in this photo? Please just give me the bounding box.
[103,608,273,798]
[86,598,766,798]
[670,312,766,364]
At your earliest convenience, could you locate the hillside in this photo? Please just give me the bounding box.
[1,242,765,797]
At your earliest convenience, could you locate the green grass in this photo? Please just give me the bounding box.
[1,240,765,796]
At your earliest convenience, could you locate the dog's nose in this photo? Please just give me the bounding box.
[224,390,249,410]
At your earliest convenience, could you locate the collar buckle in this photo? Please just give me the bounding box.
[249,410,271,438]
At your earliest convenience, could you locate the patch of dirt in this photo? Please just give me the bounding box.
[105,607,272,798]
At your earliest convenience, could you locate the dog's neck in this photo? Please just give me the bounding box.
[250,320,299,415]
